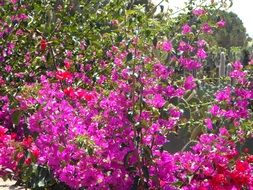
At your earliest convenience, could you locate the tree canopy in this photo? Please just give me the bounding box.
[215,10,247,48]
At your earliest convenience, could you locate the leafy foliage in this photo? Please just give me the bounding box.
[0,0,253,189]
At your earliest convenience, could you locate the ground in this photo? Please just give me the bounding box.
[0,179,26,190]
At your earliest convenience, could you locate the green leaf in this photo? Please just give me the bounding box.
[190,125,203,140]
[12,110,23,125]
[117,35,123,42]
[145,30,151,37]
[126,52,133,62]
[126,9,138,16]
[152,36,158,47]
[142,145,152,162]
[142,166,149,180]
[124,150,137,173]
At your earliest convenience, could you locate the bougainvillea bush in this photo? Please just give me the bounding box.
[0,0,253,189]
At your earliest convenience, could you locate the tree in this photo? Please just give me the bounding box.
[215,11,247,48]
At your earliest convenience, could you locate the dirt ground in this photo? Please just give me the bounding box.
[0,179,26,190]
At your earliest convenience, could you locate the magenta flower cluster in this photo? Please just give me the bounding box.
[0,2,252,190]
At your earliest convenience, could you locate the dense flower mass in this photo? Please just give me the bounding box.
[162,41,173,52]
[0,0,253,189]
[182,24,192,35]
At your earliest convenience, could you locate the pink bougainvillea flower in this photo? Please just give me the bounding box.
[111,19,119,26]
[10,133,17,140]
[22,136,33,148]
[114,57,123,66]
[169,108,181,118]
[24,158,32,165]
[74,88,94,101]
[148,94,166,108]
[56,70,72,80]
[183,75,196,90]
[80,40,87,50]
[230,70,246,84]
[64,58,73,69]
[219,127,229,136]
[197,48,207,59]
[215,87,231,102]
[192,8,206,16]
[211,173,228,187]
[65,50,73,58]
[247,155,253,163]
[74,88,86,99]
[162,40,173,52]
[5,65,12,72]
[201,23,213,34]
[209,104,221,116]
[216,19,226,28]
[40,39,47,51]
[179,57,201,70]
[18,13,29,20]
[83,93,94,101]
[182,24,192,35]
[153,62,171,79]
[31,148,40,158]
[0,76,5,85]
[0,126,8,136]
[16,29,24,36]
[63,87,75,98]
[197,39,207,47]
[1,2,253,188]
[233,61,243,70]
[204,118,213,130]
[178,41,194,52]
[236,160,249,172]
[10,0,18,4]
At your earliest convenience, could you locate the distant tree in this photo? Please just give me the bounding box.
[128,0,156,13]
[215,11,247,48]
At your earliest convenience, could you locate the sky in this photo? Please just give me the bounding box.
[152,0,253,38]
